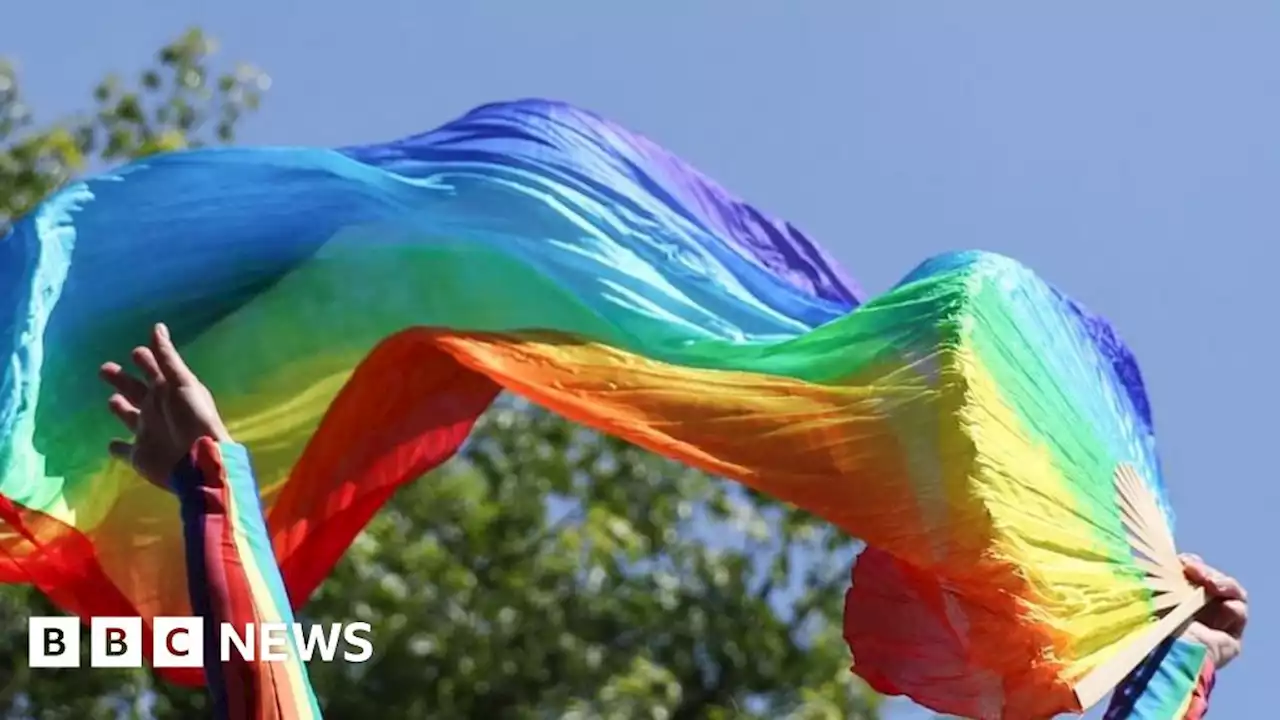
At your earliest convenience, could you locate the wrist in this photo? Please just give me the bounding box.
[205,421,233,445]
[170,437,246,498]
[187,426,233,449]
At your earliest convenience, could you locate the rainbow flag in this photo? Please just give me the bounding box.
[0,100,1192,718]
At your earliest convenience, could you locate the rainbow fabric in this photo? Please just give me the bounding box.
[1105,638,1214,719]
[175,439,322,719]
[1,100,1178,717]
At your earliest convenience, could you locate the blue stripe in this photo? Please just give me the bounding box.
[171,452,230,718]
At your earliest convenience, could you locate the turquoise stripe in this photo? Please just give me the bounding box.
[1107,637,1208,719]
[220,442,323,718]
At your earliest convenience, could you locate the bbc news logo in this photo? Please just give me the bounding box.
[28,617,373,668]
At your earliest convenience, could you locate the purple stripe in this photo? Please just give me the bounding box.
[342,99,864,308]
[171,453,232,718]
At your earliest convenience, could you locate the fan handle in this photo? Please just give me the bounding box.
[1073,586,1207,710]
[1072,463,1209,710]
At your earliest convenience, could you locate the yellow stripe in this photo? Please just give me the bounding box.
[223,456,317,719]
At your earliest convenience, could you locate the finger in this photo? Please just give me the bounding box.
[1187,562,1247,602]
[107,439,134,463]
[1206,571,1247,602]
[131,346,166,387]
[1198,599,1248,638]
[99,362,148,405]
[151,323,195,385]
[1182,559,1211,588]
[107,394,141,433]
[1220,598,1249,635]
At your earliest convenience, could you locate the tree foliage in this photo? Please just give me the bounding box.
[0,28,267,228]
[0,30,881,719]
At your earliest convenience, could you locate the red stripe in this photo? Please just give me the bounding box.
[0,494,204,684]
[195,440,286,719]
[1182,661,1215,720]
[0,329,500,691]
[271,329,500,605]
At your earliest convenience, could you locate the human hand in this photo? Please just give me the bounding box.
[99,323,231,490]
[1179,554,1248,669]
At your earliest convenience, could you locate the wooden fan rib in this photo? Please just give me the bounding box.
[1131,555,1165,577]
[1074,587,1207,710]
[1150,590,1193,612]
[1114,465,1180,567]
[1146,569,1196,609]
[1129,496,1178,559]
[1072,463,1204,713]
[1115,466,1168,543]
[1142,576,1191,597]
[1120,516,1179,571]
[1114,471,1159,540]
[1122,468,1178,554]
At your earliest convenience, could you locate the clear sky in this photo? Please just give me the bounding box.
[4,2,1275,717]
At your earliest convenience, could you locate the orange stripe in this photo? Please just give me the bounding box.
[436,331,926,552]
[1,326,1041,703]
[0,494,204,685]
[269,328,928,601]
[270,329,501,602]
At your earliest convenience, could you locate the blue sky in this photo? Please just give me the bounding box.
[5,2,1275,717]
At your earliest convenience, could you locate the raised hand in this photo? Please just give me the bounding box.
[1180,554,1248,669]
[99,323,231,489]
